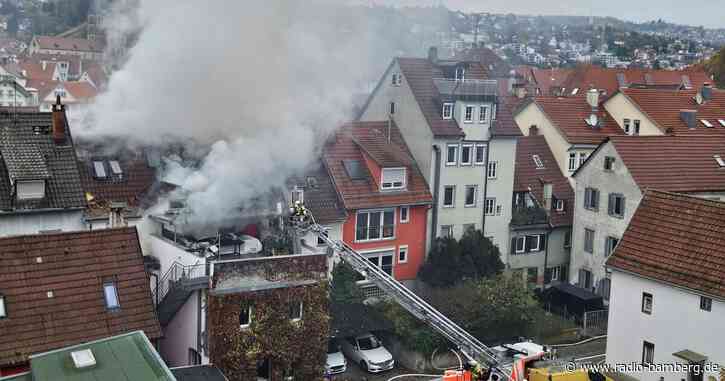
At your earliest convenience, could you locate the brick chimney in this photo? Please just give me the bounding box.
[52,95,66,144]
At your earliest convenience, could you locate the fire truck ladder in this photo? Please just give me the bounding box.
[300,218,506,376]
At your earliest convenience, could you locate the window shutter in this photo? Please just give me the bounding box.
[621,196,626,215]
[540,234,547,250]
[584,188,590,207]
[593,190,600,209]
[511,238,516,254]
[608,193,614,215]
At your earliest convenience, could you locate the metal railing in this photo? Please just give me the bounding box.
[582,309,609,337]
[153,261,207,305]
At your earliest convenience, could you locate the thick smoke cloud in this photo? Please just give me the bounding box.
[81,0,437,226]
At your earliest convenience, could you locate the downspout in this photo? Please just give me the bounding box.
[542,224,552,288]
[481,138,491,238]
[430,145,442,248]
[196,290,202,364]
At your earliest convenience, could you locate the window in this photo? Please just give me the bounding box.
[442,103,454,119]
[93,161,106,178]
[555,199,565,212]
[440,225,453,238]
[475,144,485,165]
[464,105,474,123]
[391,73,401,86]
[109,160,122,176]
[528,235,541,251]
[17,180,45,200]
[291,186,304,204]
[532,155,544,169]
[366,252,394,275]
[0,295,5,318]
[464,185,477,207]
[584,187,600,210]
[289,301,303,321]
[446,144,458,166]
[715,155,725,167]
[479,105,489,123]
[398,245,408,263]
[491,103,497,120]
[633,120,641,134]
[605,236,619,256]
[487,161,497,179]
[642,341,655,365]
[484,198,496,216]
[571,88,579,95]
[578,152,588,167]
[599,278,611,300]
[460,145,472,165]
[623,118,631,134]
[381,168,406,190]
[584,228,595,253]
[578,269,593,289]
[608,193,625,218]
[700,296,712,312]
[718,119,725,127]
[443,186,455,207]
[240,302,253,328]
[701,119,713,128]
[355,210,395,241]
[515,236,525,253]
[389,101,395,115]
[568,152,577,171]
[400,206,409,223]
[642,292,653,314]
[604,156,615,171]
[564,230,571,248]
[455,67,465,81]
[103,282,120,310]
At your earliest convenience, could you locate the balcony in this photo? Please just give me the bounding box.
[510,206,549,227]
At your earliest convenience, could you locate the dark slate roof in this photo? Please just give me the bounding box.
[607,190,725,299]
[0,111,85,212]
[288,163,346,225]
[171,365,228,381]
[514,135,574,227]
[0,228,161,367]
[453,47,512,78]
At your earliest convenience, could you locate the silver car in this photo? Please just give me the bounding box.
[340,332,394,373]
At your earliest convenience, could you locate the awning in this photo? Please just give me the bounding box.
[673,350,708,363]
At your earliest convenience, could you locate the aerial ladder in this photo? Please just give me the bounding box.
[288,202,531,381]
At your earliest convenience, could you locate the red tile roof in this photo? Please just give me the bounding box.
[607,135,725,193]
[0,228,161,366]
[560,65,710,96]
[607,190,725,299]
[33,36,103,53]
[532,68,573,95]
[514,135,574,227]
[79,157,157,207]
[532,96,624,145]
[323,121,432,210]
[619,88,725,135]
[453,47,511,78]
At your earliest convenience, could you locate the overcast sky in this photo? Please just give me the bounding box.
[363,0,724,29]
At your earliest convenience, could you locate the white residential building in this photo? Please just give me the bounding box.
[606,191,724,381]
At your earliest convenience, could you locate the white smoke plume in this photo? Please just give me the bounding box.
[79,0,448,226]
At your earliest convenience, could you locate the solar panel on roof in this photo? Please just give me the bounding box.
[343,160,366,180]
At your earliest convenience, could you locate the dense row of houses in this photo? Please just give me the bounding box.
[0,43,723,380]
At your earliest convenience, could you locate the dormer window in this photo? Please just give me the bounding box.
[17,180,45,200]
[442,103,453,119]
[381,168,406,190]
[455,67,465,81]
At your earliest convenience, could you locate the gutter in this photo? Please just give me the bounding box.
[0,206,85,216]
[430,145,442,248]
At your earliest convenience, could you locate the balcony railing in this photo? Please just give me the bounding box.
[355,224,395,241]
[510,206,549,226]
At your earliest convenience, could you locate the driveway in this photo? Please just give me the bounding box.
[327,362,438,381]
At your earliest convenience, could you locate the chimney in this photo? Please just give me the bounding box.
[428,46,438,64]
[700,82,712,101]
[52,95,66,144]
[529,125,539,136]
[680,109,697,129]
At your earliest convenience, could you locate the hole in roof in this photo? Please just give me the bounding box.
[343,160,366,180]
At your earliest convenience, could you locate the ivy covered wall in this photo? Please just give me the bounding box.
[207,282,330,380]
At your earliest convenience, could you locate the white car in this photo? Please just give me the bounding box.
[340,333,394,373]
[326,338,347,375]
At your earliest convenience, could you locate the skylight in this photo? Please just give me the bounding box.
[700,119,713,128]
[0,295,6,318]
[532,155,544,169]
[103,282,120,310]
[92,161,106,178]
[109,160,122,175]
[718,119,725,127]
[343,160,366,180]
[71,349,96,369]
[571,88,579,95]
[715,155,725,168]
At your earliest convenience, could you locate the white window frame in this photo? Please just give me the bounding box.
[716,155,725,167]
[623,118,631,134]
[718,119,725,127]
[103,282,120,310]
[442,102,454,119]
[555,199,564,212]
[291,186,304,204]
[487,161,497,179]
[578,152,588,167]
[464,185,477,207]
[642,293,653,315]
[550,266,561,281]
[109,160,122,176]
[633,119,641,134]
[355,209,395,242]
[289,301,303,322]
[515,236,526,253]
[584,228,595,253]
[446,144,458,166]
[0,295,5,318]
[240,303,253,329]
[391,73,401,86]
[400,206,409,223]
[530,235,541,251]
[381,167,406,190]
[605,236,619,256]
[361,248,395,276]
[568,152,577,171]
[443,186,455,208]
[475,144,485,165]
[491,103,497,120]
[455,67,465,81]
[398,245,408,263]
[93,161,106,178]
[532,154,544,169]
[460,144,473,166]
[701,119,713,128]
[484,198,496,216]
[479,105,489,124]
[464,105,474,123]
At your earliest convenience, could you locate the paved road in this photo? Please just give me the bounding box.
[328,361,439,381]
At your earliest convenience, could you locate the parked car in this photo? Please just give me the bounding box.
[340,332,394,373]
[326,338,347,375]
